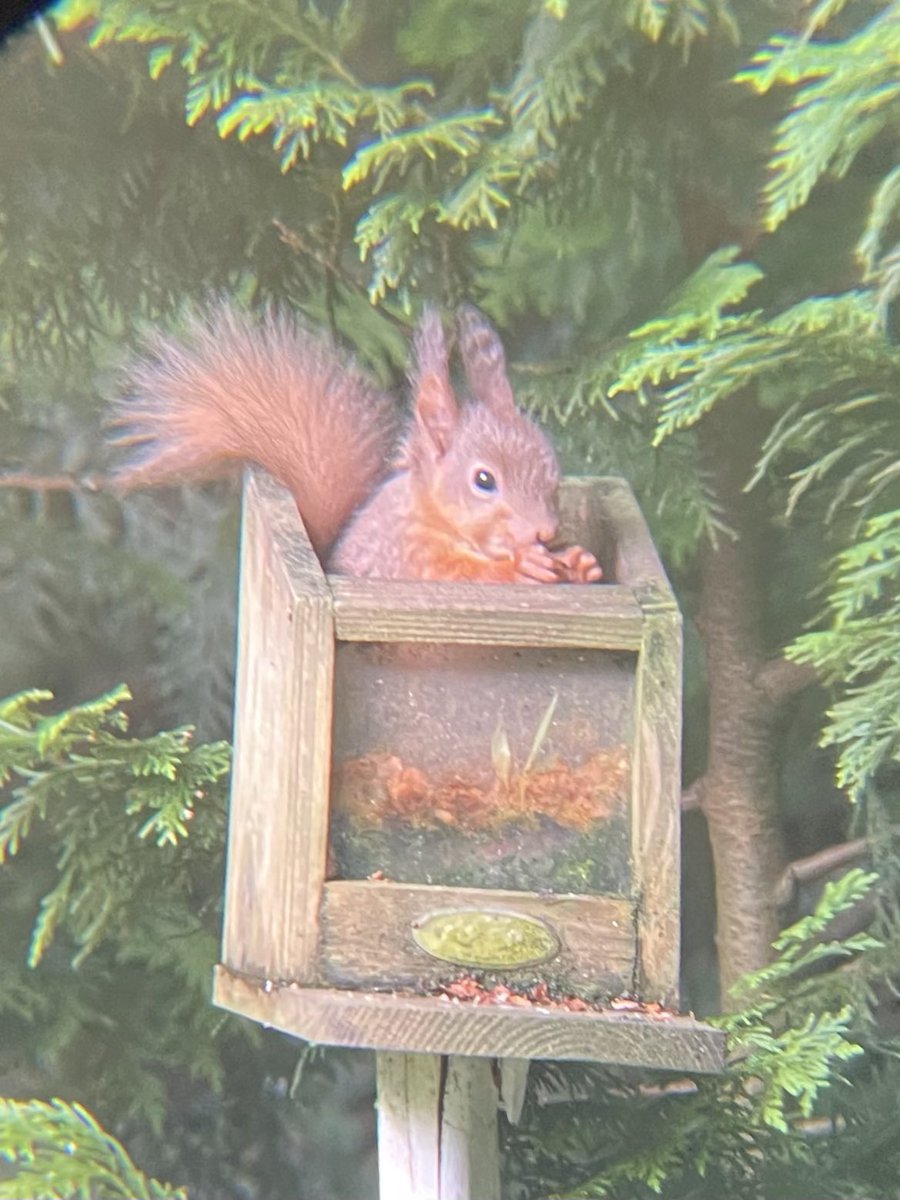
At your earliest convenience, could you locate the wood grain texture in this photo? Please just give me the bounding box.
[632,600,682,1004]
[330,475,634,651]
[222,472,686,1030]
[439,1057,501,1200]
[330,578,643,649]
[222,470,334,982]
[375,1054,502,1200]
[213,968,726,1073]
[498,1058,529,1126]
[319,881,635,996]
[557,477,684,1004]
[590,476,674,593]
[376,1053,442,1200]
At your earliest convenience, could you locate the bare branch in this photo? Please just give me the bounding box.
[272,218,351,285]
[0,471,107,493]
[755,657,818,705]
[775,837,870,907]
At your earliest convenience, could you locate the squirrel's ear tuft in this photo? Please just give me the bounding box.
[457,305,515,414]
[412,306,459,459]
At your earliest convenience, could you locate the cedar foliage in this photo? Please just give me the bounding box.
[1,0,899,1196]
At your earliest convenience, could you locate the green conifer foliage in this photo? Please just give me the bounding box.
[0,1098,187,1200]
[2,0,900,1195]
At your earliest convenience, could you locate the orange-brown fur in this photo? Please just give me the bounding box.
[113,302,601,585]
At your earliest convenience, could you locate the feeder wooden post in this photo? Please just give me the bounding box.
[376,1053,501,1200]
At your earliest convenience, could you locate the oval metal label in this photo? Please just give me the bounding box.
[411,909,560,969]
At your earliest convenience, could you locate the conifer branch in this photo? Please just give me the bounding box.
[0,1098,186,1199]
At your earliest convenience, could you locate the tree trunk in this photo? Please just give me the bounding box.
[696,400,787,1003]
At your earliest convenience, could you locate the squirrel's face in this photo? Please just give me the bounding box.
[426,403,561,560]
[408,304,562,563]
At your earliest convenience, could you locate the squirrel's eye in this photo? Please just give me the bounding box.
[473,468,497,493]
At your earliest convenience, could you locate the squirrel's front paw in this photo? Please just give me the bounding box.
[552,544,603,584]
[515,542,560,584]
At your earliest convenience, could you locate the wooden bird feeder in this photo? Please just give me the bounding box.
[213,468,724,1197]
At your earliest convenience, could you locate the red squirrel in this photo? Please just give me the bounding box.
[112,302,602,585]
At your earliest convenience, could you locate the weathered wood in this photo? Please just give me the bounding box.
[375,1053,502,1200]
[217,471,704,1058]
[213,968,726,1073]
[607,480,681,1004]
[330,578,644,649]
[566,475,683,1003]
[376,1053,443,1200]
[320,881,635,996]
[498,1058,529,1126]
[557,475,610,546]
[222,471,334,982]
[633,599,683,1004]
[439,1057,501,1200]
[591,476,675,593]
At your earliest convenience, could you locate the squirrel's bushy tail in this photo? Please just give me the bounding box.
[112,301,397,556]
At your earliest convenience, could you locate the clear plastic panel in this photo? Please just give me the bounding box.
[328,643,635,894]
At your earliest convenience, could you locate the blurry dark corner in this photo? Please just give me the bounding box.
[0,0,53,47]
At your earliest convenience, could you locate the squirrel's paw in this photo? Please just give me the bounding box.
[515,542,561,584]
[552,544,603,584]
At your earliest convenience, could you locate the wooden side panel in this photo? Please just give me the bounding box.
[577,476,682,1003]
[590,476,671,591]
[330,578,643,649]
[213,969,726,1072]
[632,595,682,1005]
[319,881,635,996]
[330,475,638,651]
[557,476,619,575]
[222,471,334,982]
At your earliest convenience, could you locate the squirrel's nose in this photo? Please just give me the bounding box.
[512,507,558,545]
[535,503,558,544]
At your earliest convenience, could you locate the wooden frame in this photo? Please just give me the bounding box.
[214,469,723,1074]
